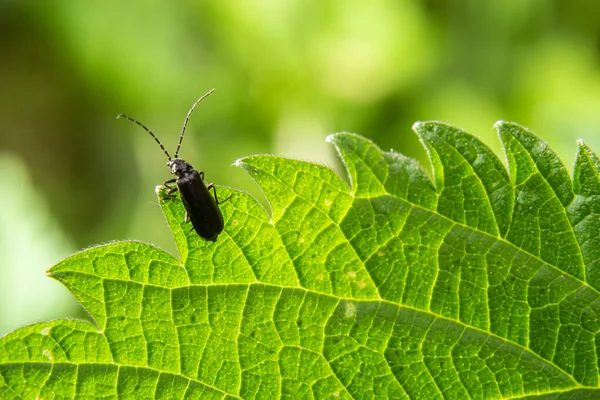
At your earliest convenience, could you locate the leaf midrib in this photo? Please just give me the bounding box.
[52,271,582,387]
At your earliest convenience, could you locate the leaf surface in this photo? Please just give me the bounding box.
[2,121,600,399]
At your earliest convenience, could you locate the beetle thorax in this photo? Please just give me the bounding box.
[167,158,193,177]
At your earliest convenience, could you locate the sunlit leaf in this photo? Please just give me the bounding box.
[2,121,599,399]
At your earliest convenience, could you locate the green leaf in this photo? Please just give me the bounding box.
[2,121,600,399]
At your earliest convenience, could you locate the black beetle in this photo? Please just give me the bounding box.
[117,88,231,242]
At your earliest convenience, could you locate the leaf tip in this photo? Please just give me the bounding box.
[493,120,507,130]
[494,120,532,136]
[46,270,66,286]
[325,133,337,143]
[233,156,259,175]
[232,157,245,168]
[576,140,598,165]
[494,120,523,142]
[412,120,460,140]
[412,121,425,132]
[494,120,524,136]
[326,132,361,146]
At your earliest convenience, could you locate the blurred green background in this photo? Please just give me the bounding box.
[1,1,600,335]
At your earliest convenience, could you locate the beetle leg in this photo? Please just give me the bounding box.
[185,211,190,223]
[162,179,178,199]
[207,184,233,205]
[163,178,178,193]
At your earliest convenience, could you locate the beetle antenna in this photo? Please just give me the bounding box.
[117,114,172,160]
[175,88,215,158]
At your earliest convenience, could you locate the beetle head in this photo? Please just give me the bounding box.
[167,158,193,177]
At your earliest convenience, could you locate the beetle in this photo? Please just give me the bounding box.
[117,88,231,242]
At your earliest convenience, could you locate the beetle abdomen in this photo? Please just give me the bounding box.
[177,170,225,242]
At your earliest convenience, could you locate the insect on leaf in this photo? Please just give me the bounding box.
[1,121,600,399]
